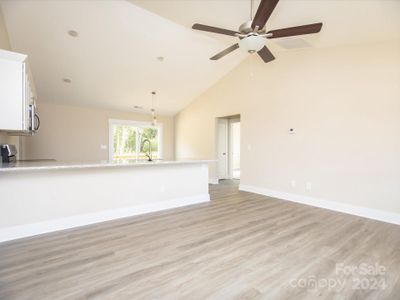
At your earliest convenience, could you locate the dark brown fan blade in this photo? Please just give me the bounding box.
[210,44,239,60]
[192,23,239,37]
[267,23,323,38]
[257,46,275,63]
[251,0,280,30]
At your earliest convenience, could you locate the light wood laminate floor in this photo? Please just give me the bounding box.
[0,180,399,300]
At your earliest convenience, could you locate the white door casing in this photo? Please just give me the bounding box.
[229,120,240,179]
[217,118,228,179]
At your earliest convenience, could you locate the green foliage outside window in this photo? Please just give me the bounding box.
[139,128,158,154]
[112,124,160,160]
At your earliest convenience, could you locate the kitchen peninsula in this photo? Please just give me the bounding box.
[0,159,210,242]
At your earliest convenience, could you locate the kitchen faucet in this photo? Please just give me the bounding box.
[141,139,152,161]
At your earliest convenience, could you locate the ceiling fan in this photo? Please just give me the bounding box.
[192,0,322,63]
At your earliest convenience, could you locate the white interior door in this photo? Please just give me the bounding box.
[229,120,240,179]
[217,119,228,180]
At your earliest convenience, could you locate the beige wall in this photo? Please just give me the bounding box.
[0,6,10,50]
[175,41,400,214]
[22,102,175,161]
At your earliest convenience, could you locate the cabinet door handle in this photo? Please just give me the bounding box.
[34,113,40,131]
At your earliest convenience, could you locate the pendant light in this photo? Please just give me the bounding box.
[151,91,157,126]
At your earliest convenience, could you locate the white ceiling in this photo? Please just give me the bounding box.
[1,0,400,115]
[0,0,247,115]
[132,0,400,51]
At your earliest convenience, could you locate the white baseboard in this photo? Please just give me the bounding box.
[239,184,400,226]
[208,178,219,184]
[0,194,210,243]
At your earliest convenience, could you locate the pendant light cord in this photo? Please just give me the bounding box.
[151,92,157,125]
[250,0,254,20]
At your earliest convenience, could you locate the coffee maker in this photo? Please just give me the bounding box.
[1,144,17,163]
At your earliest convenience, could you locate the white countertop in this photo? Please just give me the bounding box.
[0,159,212,173]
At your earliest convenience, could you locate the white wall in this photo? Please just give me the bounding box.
[175,41,400,215]
[22,102,175,161]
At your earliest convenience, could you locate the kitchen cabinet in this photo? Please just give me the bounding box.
[0,49,39,134]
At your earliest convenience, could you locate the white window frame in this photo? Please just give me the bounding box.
[108,119,163,161]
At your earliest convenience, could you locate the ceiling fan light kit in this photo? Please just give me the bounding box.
[238,34,266,53]
[192,0,323,63]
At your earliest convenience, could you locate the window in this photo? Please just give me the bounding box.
[109,119,162,160]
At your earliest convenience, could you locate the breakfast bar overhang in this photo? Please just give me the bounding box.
[0,160,210,242]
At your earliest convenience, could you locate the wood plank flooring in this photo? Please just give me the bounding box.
[0,180,399,299]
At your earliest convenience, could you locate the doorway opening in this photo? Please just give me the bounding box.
[217,115,240,182]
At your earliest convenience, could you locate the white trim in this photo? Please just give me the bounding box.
[0,194,210,243]
[208,178,219,184]
[217,118,229,179]
[239,184,400,226]
[228,118,240,180]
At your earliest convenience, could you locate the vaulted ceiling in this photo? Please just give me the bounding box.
[132,0,400,50]
[1,0,399,115]
[0,0,247,115]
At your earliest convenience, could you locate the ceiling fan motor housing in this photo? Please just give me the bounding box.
[239,20,266,34]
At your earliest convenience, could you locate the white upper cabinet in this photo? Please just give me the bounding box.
[0,49,38,133]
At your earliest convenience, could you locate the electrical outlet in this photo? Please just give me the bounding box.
[100,144,108,150]
[306,182,312,190]
[247,144,252,151]
[291,180,297,188]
